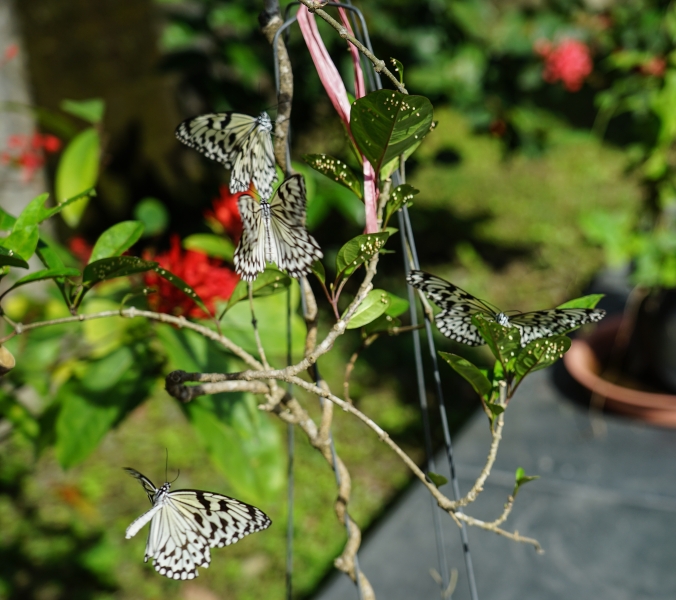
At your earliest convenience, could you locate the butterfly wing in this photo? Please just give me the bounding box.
[510,308,606,347]
[234,194,267,281]
[230,117,277,199]
[267,175,323,279]
[175,112,277,198]
[406,270,492,346]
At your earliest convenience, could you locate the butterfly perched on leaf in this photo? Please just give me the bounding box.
[407,270,605,347]
[175,111,277,199]
[234,174,323,281]
[124,468,271,580]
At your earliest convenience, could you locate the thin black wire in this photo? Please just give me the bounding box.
[286,286,294,600]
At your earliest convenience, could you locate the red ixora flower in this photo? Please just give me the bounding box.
[534,39,593,92]
[143,235,239,318]
[1,132,62,182]
[204,185,245,244]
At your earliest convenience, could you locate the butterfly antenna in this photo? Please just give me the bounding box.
[165,448,169,482]
[170,469,181,484]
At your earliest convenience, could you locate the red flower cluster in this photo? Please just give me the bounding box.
[204,184,245,243]
[143,235,239,318]
[1,132,62,182]
[535,39,593,92]
[68,236,93,264]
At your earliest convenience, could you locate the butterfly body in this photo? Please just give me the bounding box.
[124,468,271,580]
[234,174,323,281]
[175,111,276,199]
[407,270,605,347]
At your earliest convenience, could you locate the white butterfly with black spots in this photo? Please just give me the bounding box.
[406,270,605,347]
[175,111,277,200]
[124,468,271,580]
[234,174,323,281]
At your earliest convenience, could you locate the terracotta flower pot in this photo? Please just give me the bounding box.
[564,315,676,427]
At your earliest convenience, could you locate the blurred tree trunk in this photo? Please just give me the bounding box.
[15,0,184,230]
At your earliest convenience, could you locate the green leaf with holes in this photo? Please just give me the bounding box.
[224,268,292,312]
[513,336,571,387]
[384,184,418,227]
[345,289,391,329]
[335,231,391,280]
[350,90,433,174]
[303,154,362,199]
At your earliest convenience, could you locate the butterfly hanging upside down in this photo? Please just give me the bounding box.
[406,270,605,347]
[175,111,277,200]
[124,468,271,580]
[234,174,323,281]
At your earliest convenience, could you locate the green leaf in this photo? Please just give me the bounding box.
[472,313,522,370]
[350,90,433,174]
[55,128,100,227]
[427,471,448,488]
[557,294,604,310]
[0,268,80,299]
[0,246,28,269]
[0,207,16,230]
[513,336,571,387]
[89,221,144,263]
[485,402,505,418]
[224,268,292,312]
[363,314,401,335]
[303,154,362,200]
[55,345,155,468]
[1,193,49,261]
[183,233,235,261]
[345,289,391,329]
[60,98,105,124]
[384,184,418,227]
[439,352,492,399]
[186,394,285,504]
[310,260,325,284]
[336,231,391,280]
[513,467,539,497]
[134,197,169,237]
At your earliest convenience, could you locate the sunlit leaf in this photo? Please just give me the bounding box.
[345,289,391,329]
[513,467,539,497]
[350,90,433,174]
[55,128,100,227]
[557,294,604,309]
[0,246,28,269]
[89,221,144,263]
[1,193,49,261]
[513,336,571,387]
